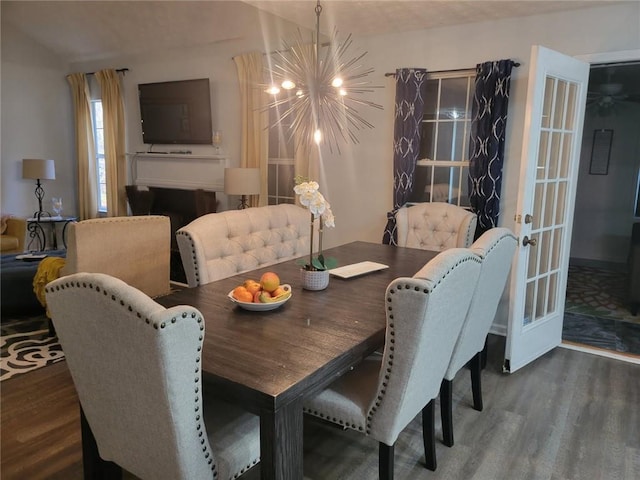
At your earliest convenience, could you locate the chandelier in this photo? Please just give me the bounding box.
[265,0,382,153]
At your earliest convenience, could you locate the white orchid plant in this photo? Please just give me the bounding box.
[294,177,337,271]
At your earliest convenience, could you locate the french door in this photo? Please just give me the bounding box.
[505,46,590,373]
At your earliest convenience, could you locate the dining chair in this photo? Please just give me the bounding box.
[61,215,171,298]
[395,202,477,251]
[45,272,260,480]
[439,227,517,448]
[303,248,482,478]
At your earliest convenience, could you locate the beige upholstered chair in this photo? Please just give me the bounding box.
[303,248,482,478]
[45,272,260,480]
[61,215,171,298]
[176,204,310,287]
[395,202,477,251]
[440,228,517,448]
[1,216,26,254]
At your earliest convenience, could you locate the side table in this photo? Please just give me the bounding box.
[27,216,77,251]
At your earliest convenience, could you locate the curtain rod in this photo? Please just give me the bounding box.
[384,62,520,77]
[85,68,129,76]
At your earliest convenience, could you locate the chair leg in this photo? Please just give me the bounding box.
[480,337,488,370]
[422,399,437,471]
[81,406,122,480]
[379,442,394,480]
[470,352,483,412]
[439,379,454,447]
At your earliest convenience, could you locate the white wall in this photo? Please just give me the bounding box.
[571,103,640,263]
[1,23,75,219]
[2,3,639,327]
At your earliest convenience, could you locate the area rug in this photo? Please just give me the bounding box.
[1,315,64,381]
[565,264,639,325]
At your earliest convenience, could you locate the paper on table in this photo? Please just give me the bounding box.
[329,261,389,279]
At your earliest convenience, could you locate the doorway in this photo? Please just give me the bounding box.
[562,59,640,361]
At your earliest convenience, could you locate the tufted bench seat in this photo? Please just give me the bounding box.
[395,202,477,251]
[176,204,310,287]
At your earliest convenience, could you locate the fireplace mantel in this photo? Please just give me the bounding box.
[129,153,228,191]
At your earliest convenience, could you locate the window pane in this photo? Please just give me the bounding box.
[423,80,439,120]
[439,77,470,120]
[419,123,436,160]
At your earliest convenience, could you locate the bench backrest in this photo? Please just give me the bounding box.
[176,204,310,287]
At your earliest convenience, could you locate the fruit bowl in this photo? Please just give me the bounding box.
[228,284,292,311]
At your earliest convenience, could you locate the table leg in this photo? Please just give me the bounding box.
[27,222,46,251]
[259,398,303,480]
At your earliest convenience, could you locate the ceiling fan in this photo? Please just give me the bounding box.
[587,66,640,116]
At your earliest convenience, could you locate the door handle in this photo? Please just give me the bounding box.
[524,214,533,224]
[522,236,537,247]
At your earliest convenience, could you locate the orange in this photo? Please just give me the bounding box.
[260,272,280,293]
[244,279,262,295]
[232,286,253,303]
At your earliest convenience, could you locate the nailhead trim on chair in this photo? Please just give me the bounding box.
[45,280,218,476]
[177,231,200,285]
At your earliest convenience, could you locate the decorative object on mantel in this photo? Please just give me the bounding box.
[22,159,56,220]
[213,130,222,153]
[294,177,336,290]
[265,0,382,153]
[224,168,261,209]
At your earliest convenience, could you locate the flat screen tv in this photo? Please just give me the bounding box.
[138,78,212,145]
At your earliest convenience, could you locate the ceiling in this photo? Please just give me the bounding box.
[2,0,622,64]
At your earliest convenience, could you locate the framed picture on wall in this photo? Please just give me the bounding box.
[589,129,613,175]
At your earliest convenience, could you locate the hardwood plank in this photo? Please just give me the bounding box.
[2,334,638,479]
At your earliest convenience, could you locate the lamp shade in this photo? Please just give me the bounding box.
[22,159,56,180]
[224,168,261,195]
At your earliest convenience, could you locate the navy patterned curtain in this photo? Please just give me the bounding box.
[468,59,515,239]
[382,68,428,245]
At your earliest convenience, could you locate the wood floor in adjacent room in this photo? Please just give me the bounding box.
[1,335,639,480]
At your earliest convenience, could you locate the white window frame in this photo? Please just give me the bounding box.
[414,69,475,207]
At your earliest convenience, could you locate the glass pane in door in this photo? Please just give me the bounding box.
[524,77,579,329]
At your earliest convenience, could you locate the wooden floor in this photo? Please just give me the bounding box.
[1,335,639,480]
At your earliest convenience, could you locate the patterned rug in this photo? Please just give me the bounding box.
[565,264,639,325]
[1,315,64,381]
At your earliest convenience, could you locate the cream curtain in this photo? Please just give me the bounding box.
[234,52,268,207]
[66,73,98,220]
[96,69,127,216]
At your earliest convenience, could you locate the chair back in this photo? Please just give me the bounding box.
[395,202,477,250]
[367,248,482,445]
[45,272,216,479]
[444,228,517,380]
[176,204,309,287]
[61,215,171,297]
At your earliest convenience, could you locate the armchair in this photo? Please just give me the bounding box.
[1,216,27,254]
[439,227,517,448]
[45,272,260,479]
[303,248,482,477]
[395,202,477,251]
[61,215,171,298]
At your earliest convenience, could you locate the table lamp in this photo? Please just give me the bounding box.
[224,168,261,209]
[22,158,56,220]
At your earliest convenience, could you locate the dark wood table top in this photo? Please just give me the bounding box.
[156,241,438,412]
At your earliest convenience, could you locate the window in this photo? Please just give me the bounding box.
[90,100,107,212]
[267,93,296,205]
[411,71,475,207]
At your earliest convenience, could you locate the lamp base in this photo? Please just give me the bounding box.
[237,195,250,210]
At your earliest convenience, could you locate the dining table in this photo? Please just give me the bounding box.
[154,240,438,479]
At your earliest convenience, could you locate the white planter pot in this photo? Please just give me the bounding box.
[300,269,330,291]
